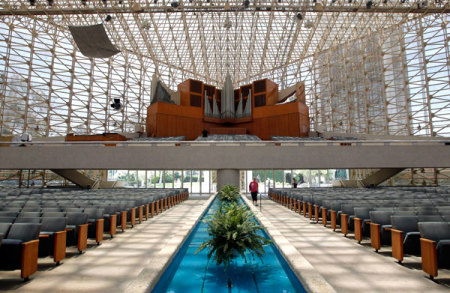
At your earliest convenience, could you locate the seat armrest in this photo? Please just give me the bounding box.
[391,229,404,262]
[420,238,438,278]
[21,239,39,279]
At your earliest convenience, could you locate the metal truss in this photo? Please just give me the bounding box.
[0,1,449,185]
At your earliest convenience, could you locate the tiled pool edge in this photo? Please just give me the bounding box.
[242,195,336,293]
[124,195,216,293]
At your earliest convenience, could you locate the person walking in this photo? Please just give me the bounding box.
[249,177,259,206]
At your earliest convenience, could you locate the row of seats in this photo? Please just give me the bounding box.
[268,187,450,280]
[0,187,189,281]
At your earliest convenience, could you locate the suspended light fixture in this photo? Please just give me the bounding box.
[243,0,250,8]
[171,1,179,8]
[366,0,373,8]
[296,13,303,20]
[105,15,113,22]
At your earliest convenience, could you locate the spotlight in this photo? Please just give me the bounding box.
[243,0,250,8]
[81,0,87,5]
[401,0,406,2]
[105,15,112,22]
[348,0,352,3]
[47,0,53,6]
[29,0,35,5]
[154,0,158,3]
[171,1,179,8]
[366,0,373,8]
[383,0,387,3]
[296,13,303,20]
[102,0,107,5]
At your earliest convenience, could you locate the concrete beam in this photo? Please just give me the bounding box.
[51,169,95,189]
[360,168,405,187]
[0,141,449,170]
[217,169,240,190]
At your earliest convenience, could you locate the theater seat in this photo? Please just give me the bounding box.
[390,216,420,263]
[0,223,41,280]
[84,208,104,245]
[66,213,89,253]
[0,223,12,237]
[0,216,16,223]
[370,211,394,252]
[419,222,450,279]
[39,217,67,264]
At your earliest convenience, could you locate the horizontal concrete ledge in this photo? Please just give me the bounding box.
[242,195,336,293]
[0,143,449,169]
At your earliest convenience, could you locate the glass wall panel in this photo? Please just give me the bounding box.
[183,170,192,193]
[164,170,174,188]
[174,170,182,188]
[155,170,164,188]
[201,171,209,194]
[191,170,200,193]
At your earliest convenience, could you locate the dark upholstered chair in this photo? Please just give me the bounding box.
[39,217,67,264]
[41,208,61,213]
[329,202,342,231]
[42,212,65,218]
[353,207,372,243]
[83,208,105,245]
[419,222,450,279]
[0,216,16,223]
[338,204,356,236]
[370,211,394,252]
[18,212,40,218]
[15,217,41,223]
[0,223,12,236]
[65,208,84,213]
[99,205,117,238]
[0,212,19,218]
[66,213,89,253]
[390,216,420,263]
[0,223,41,280]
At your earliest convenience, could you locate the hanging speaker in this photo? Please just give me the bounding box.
[111,98,122,110]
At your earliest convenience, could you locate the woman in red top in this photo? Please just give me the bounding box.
[249,177,259,205]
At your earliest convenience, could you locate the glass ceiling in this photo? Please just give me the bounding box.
[1,0,447,87]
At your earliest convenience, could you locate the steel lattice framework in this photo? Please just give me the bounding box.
[0,0,448,139]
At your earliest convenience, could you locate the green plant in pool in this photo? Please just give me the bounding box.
[197,202,271,267]
[217,184,240,203]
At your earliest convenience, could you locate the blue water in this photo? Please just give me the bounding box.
[152,198,307,293]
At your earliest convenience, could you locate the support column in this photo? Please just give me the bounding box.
[217,169,240,190]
